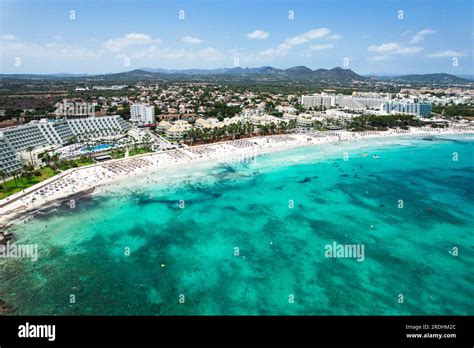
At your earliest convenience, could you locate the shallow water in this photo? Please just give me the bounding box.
[1,134,473,315]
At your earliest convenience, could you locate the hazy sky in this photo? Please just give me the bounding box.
[0,0,472,74]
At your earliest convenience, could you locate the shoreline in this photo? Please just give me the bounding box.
[1,127,473,229]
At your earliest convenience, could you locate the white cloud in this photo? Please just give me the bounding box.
[326,34,342,40]
[409,29,435,44]
[246,30,269,40]
[309,44,334,50]
[257,27,331,57]
[258,42,292,57]
[428,50,465,58]
[0,39,98,60]
[104,33,160,52]
[368,55,389,62]
[119,45,223,62]
[368,42,422,62]
[368,42,422,54]
[368,42,400,52]
[287,36,307,45]
[284,28,331,47]
[0,33,224,72]
[124,33,154,43]
[181,36,203,44]
[301,28,330,40]
[396,46,424,54]
[0,34,17,41]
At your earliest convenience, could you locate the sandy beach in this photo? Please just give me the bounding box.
[1,126,473,228]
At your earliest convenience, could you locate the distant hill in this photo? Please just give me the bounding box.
[386,73,469,84]
[312,67,361,81]
[456,74,474,81]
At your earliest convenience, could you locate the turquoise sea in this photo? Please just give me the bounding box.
[1,134,473,315]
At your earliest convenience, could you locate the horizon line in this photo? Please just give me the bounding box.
[0,65,472,78]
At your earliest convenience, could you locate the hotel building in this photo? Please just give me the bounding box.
[301,94,390,110]
[301,94,334,108]
[0,116,131,174]
[130,104,155,125]
[165,120,192,141]
[381,102,432,117]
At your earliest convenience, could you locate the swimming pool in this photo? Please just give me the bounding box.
[80,143,112,153]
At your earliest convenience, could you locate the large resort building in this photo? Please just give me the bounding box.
[301,94,390,110]
[301,93,432,117]
[0,115,131,174]
[381,101,432,117]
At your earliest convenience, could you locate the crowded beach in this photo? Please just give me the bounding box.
[1,126,473,227]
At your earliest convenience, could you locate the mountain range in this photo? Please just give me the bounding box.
[0,66,470,85]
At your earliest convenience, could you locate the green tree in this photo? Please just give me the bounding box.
[0,170,7,195]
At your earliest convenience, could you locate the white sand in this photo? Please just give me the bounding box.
[1,126,473,227]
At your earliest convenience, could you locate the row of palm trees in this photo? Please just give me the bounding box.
[0,164,36,195]
[37,151,61,170]
[184,120,298,145]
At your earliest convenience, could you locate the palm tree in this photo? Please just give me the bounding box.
[268,122,277,134]
[193,128,203,144]
[14,169,24,189]
[146,134,153,150]
[27,146,35,166]
[187,129,196,145]
[0,170,7,195]
[43,152,52,167]
[258,124,269,135]
[211,128,219,142]
[202,128,210,143]
[288,120,297,130]
[216,126,225,141]
[22,164,34,183]
[278,121,288,133]
[236,122,244,138]
[182,132,189,144]
[50,154,60,172]
[246,122,255,136]
[129,138,136,153]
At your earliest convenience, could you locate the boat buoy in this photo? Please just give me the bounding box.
[161,264,165,268]
[370,225,374,229]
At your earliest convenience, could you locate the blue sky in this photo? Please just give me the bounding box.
[0,0,472,74]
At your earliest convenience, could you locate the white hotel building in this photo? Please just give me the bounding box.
[381,102,432,117]
[130,103,155,125]
[301,94,433,117]
[301,94,389,110]
[0,115,131,174]
[301,94,334,108]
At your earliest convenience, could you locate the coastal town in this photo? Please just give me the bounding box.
[2,81,473,174]
[1,79,473,228]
